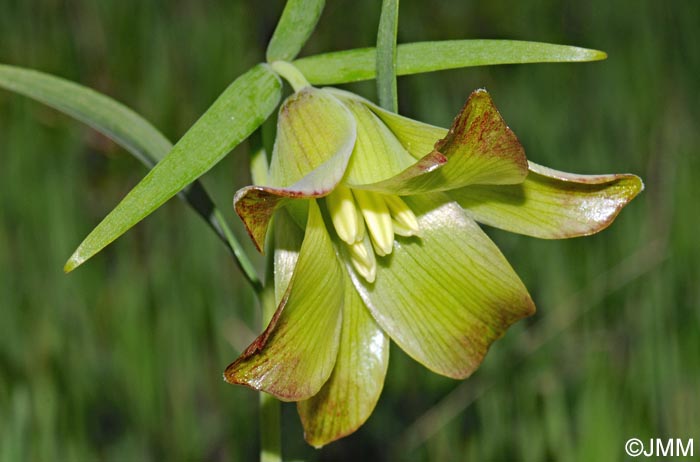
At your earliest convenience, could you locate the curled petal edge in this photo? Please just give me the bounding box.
[235,129,356,252]
[332,88,528,192]
[351,150,448,193]
[224,200,344,401]
[453,161,644,239]
[298,269,390,448]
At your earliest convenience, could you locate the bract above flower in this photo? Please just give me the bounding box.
[224,85,643,447]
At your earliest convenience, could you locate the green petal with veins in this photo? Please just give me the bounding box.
[353,194,535,379]
[224,200,344,400]
[235,87,356,252]
[327,87,446,160]
[334,88,528,194]
[298,271,389,448]
[273,208,304,305]
[428,89,528,187]
[269,87,356,187]
[452,162,644,238]
[341,97,416,185]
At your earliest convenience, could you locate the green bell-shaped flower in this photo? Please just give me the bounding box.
[224,85,643,447]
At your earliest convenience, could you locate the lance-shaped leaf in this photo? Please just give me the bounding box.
[376,0,399,112]
[224,200,344,401]
[452,162,644,239]
[298,271,389,448]
[266,0,325,62]
[235,88,356,251]
[353,194,535,379]
[0,64,262,287]
[64,64,282,272]
[0,64,170,166]
[294,40,607,85]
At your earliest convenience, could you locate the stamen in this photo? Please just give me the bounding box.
[326,185,361,245]
[355,204,366,242]
[393,221,417,237]
[352,189,394,256]
[384,195,421,237]
[348,238,376,283]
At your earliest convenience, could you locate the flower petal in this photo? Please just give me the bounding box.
[235,87,356,251]
[273,208,304,304]
[340,88,528,194]
[340,97,417,185]
[269,87,356,187]
[224,200,344,401]
[325,87,448,161]
[352,194,535,379]
[451,162,644,239]
[298,270,389,448]
[349,150,448,194]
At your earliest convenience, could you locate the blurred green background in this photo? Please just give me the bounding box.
[1,0,698,460]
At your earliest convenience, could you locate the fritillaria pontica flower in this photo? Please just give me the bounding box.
[224,85,642,446]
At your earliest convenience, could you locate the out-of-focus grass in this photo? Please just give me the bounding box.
[1,1,698,461]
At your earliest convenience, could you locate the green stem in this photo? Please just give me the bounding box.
[376,0,399,112]
[270,60,311,92]
[258,264,281,462]
[211,209,263,294]
[259,390,281,462]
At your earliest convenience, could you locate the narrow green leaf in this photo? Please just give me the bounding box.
[266,0,325,62]
[65,64,282,272]
[295,47,376,85]
[376,0,399,112]
[0,64,170,166]
[294,40,608,85]
[0,64,264,290]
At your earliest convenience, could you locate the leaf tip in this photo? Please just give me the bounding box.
[63,251,85,273]
[577,47,608,62]
[590,49,608,61]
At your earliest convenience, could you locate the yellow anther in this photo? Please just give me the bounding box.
[326,185,361,245]
[392,221,417,237]
[348,238,376,283]
[384,195,421,237]
[352,189,394,256]
[354,204,366,242]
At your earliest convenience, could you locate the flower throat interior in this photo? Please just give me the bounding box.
[324,184,420,283]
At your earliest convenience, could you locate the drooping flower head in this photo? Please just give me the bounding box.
[224,85,642,447]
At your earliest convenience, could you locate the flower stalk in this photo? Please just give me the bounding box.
[270,61,311,92]
[258,247,282,462]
